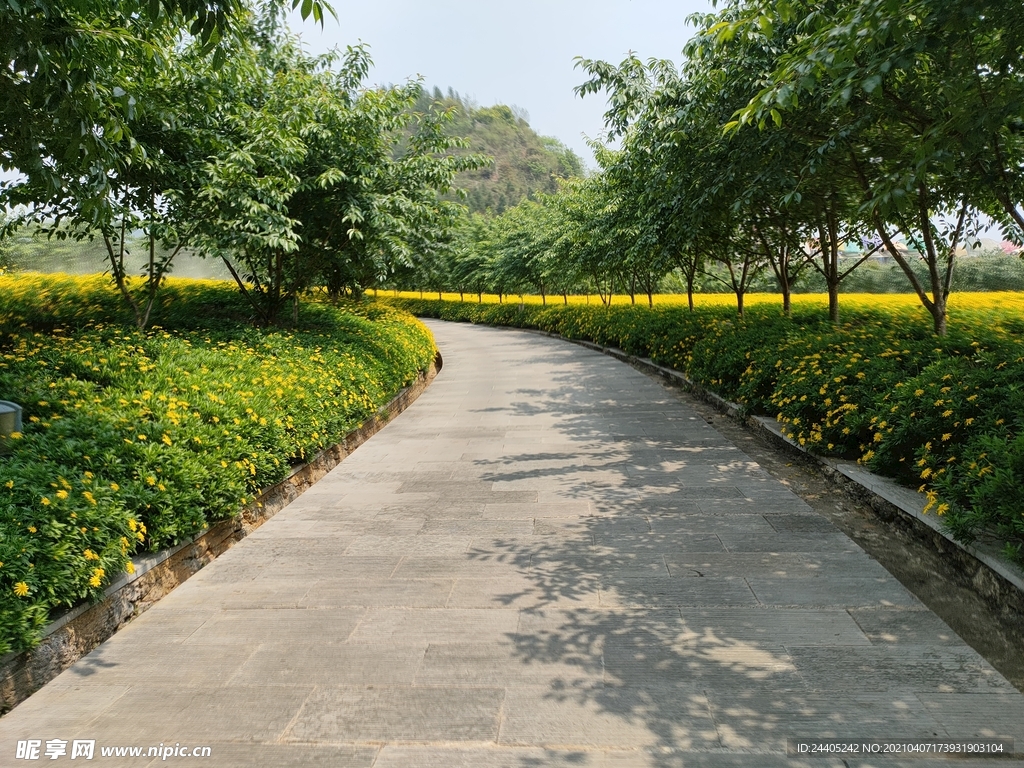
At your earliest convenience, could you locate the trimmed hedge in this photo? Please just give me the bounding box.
[0,275,436,655]
[389,295,1024,569]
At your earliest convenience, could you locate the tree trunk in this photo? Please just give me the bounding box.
[827,281,839,323]
[777,255,792,317]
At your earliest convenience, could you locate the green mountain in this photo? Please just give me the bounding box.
[416,88,585,214]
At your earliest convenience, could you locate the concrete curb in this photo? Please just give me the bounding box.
[0,353,441,715]
[513,325,1024,611]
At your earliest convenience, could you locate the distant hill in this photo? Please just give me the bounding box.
[415,88,585,214]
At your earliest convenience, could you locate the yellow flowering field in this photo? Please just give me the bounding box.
[387,294,1024,570]
[0,275,436,654]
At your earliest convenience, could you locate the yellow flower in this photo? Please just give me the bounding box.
[110,482,119,491]
[161,434,172,446]
[27,525,37,533]
[83,491,97,505]
[84,549,100,561]
[56,489,69,500]
[40,497,51,506]
[14,582,29,597]
[88,568,105,588]
[4,480,12,489]
[126,562,135,574]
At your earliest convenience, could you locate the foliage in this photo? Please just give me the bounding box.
[414,90,585,214]
[3,1,469,330]
[385,293,1024,567]
[0,274,435,655]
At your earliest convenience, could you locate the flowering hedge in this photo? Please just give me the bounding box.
[388,295,1024,569]
[0,275,435,655]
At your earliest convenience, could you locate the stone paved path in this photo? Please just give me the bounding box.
[2,321,1023,767]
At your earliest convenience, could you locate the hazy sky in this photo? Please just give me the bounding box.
[288,0,714,166]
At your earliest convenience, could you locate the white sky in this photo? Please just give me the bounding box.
[288,0,714,166]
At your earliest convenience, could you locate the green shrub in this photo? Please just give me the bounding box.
[0,275,435,654]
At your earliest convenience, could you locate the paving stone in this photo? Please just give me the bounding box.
[343,535,473,557]
[747,576,922,608]
[391,555,533,579]
[847,608,965,646]
[533,518,602,537]
[762,512,842,533]
[591,533,730,555]
[483,501,593,518]
[447,575,602,609]
[717,530,861,553]
[169,744,378,768]
[229,643,426,686]
[243,557,403,581]
[674,608,871,646]
[415,642,602,687]
[299,578,454,608]
[420,519,535,536]
[639,486,746,500]
[696,498,815,514]
[285,685,503,742]
[705,692,947,750]
[664,552,891,580]
[788,646,1016,693]
[0,683,130,736]
[61,642,259,686]
[599,578,759,608]
[499,685,720,749]
[86,684,314,743]
[372,746,634,768]
[347,608,521,644]
[916,693,1024,741]
[603,641,803,689]
[531,554,671,578]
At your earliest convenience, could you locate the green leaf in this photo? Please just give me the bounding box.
[862,74,882,94]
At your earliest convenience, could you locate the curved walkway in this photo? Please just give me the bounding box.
[2,321,1022,767]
